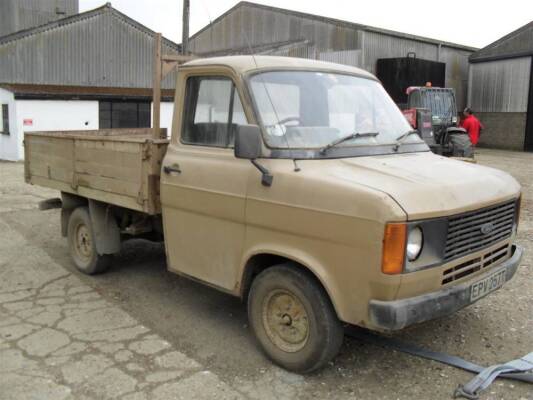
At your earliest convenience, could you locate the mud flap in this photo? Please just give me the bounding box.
[88,199,121,255]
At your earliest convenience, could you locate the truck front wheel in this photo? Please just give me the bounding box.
[67,207,112,275]
[248,264,344,373]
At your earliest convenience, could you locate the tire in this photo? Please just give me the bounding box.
[67,207,112,275]
[449,133,474,158]
[247,264,344,373]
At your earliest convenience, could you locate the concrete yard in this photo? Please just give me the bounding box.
[0,148,532,400]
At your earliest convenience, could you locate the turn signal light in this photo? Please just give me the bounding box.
[382,223,406,275]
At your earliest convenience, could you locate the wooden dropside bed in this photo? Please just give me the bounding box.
[24,128,169,215]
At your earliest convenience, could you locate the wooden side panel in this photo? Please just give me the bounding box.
[73,139,143,206]
[24,130,169,215]
[26,136,75,185]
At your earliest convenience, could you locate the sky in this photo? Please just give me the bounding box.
[79,0,533,49]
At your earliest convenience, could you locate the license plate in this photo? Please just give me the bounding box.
[470,268,507,302]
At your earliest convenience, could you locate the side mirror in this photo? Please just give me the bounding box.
[235,124,263,159]
[234,124,273,187]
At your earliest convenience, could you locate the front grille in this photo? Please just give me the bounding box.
[444,201,516,261]
[442,244,509,285]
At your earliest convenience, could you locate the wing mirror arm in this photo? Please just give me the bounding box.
[250,159,273,187]
[235,125,273,187]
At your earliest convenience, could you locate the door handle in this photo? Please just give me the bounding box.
[163,164,181,174]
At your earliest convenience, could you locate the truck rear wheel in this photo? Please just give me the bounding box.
[67,207,112,275]
[247,264,344,373]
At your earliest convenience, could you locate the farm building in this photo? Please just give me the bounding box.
[0,2,179,161]
[0,0,79,37]
[468,21,533,151]
[189,1,476,109]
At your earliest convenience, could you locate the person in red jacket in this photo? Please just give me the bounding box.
[461,108,484,146]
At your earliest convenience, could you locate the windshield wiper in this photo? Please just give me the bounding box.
[393,129,420,151]
[319,132,379,155]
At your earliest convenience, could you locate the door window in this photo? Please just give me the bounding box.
[182,76,246,147]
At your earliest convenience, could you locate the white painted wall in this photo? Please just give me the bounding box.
[18,99,99,133]
[0,96,174,161]
[0,88,19,161]
[152,101,174,138]
[0,99,99,161]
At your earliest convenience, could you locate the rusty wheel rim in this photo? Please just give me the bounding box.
[262,289,309,353]
[74,223,93,262]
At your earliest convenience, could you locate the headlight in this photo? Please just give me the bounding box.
[452,116,458,124]
[406,226,423,261]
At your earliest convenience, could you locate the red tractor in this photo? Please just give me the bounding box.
[402,86,473,158]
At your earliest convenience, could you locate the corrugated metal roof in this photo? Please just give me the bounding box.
[0,4,180,89]
[0,0,79,38]
[470,21,533,63]
[190,1,477,52]
[188,2,474,109]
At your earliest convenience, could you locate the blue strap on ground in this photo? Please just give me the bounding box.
[345,328,533,399]
[454,352,533,399]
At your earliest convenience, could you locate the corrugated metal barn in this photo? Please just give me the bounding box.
[0,0,79,38]
[189,1,476,109]
[0,3,179,89]
[0,3,180,161]
[468,21,533,151]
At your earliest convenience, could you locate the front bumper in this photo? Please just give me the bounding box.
[369,245,523,330]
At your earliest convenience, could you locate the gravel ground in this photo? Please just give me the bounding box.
[0,148,532,400]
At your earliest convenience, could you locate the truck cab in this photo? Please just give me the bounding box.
[160,57,521,370]
[25,56,523,373]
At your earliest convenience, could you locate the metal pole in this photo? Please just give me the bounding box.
[152,32,162,139]
[182,0,190,55]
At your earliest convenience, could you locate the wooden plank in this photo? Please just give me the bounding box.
[162,54,196,63]
[75,147,140,166]
[29,158,73,183]
[30,151,73,170]
[27,137,74,183]
[29,176,147,214]
[75,160,139,183]
[26,128,154,138]
[75,173,141,198]
[25,130,169,143]
[29,136,74,155]
[75,139,143,154]
[147,141,168,214]
[153,33,162,139]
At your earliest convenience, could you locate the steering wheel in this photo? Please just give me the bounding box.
[278,116,302,126]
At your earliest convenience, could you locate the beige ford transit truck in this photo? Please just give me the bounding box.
[24,56,523,373]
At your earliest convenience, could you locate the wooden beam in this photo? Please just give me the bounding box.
[162,54,196,63]
[152,33,162,139]
[161,61,179,79]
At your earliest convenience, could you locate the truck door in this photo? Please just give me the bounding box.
[160,74,251,291]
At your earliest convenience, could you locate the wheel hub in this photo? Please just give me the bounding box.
[262,289,309,353]
[75,224,93,261]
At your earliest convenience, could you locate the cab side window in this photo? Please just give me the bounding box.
[182,76,246,148]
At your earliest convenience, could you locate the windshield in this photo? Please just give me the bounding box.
[421,89,456,121]
[249,71,421,150]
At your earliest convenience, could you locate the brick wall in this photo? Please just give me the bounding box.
[476,112,526,151]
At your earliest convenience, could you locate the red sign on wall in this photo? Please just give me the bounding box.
[23,119,33,126]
